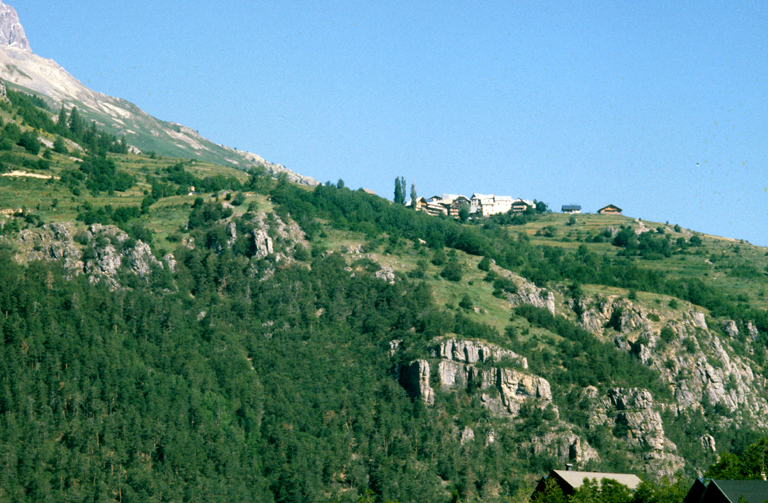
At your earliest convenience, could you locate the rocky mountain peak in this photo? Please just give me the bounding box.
[0,1,30,52]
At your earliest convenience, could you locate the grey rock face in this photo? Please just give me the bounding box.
[526,430,600,465]
[723,320,739,338]
[579,386,684,477]
[575,292,768,431]
[436,355,551,417]
[375,266,395,283]
[398,337,550,417]
[123,239,162,276]
[12,223,169,289]
[0,1,30,51]
[690,310,708,331]
[432,338,528,369]
[607,387,655,411]
[227,221,237,247]
[700,434,716,453]
[252,230,273,259]
[163,253,177,273]
[584,387,671,452]
[460,426,475,445]
[747,322,759,341]
[401,360,435,406]
[16,223,82,271]
[578,298,652,335]
[510,283,556,315]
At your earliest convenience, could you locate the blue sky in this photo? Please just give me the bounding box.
[14,1,768,245]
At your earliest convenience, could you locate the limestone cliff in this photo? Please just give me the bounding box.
[574,294,768,429]
[9,223,166,290]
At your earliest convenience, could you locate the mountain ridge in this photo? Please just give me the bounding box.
[0,2,318,186]
[0,0,29,51]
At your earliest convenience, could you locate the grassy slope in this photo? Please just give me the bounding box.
[6,143,766,338]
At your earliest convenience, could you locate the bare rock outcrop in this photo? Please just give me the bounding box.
[0,1,31,52]
[578,386,684,477]
[488,266,556,314]
[432,338,528,369]
[526,430,599,465]
[227,221,238,247]
[123,239,163,276]
[436,356,551,418]
[375,266,395,283]
[723,320,739,338]
[509,283,556,315]
[460,426,475,445]
[399,337,549,417]
[11,223,169,289]
[572,292,768,430]
[661,322,766,421]
[252,229,273,259]
[578,297,653,335]
[163,253,177,273]
[16,223,82,271]
[251,211,307,249]
[608,389,666,451]
[247,211,308,268]
[400,360,435,406]
[81,225,162,287]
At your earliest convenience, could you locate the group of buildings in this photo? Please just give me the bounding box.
[532,466,768,502]
[561,203,623,215]
[410,193,536,218]
[407,192,624,219]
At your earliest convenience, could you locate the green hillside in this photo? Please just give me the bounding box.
[1,90,767,503]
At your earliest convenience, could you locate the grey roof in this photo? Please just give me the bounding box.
[705,480,768,503]
[552,470,642,491]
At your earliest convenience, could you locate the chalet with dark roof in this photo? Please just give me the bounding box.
[685,478,768,503]
[561,204,581,214]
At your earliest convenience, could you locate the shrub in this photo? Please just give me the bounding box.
[660,326,676,343]
[440,260,463,282]
[232,191,246,206]
[431,249,447,266]
[18,131,41,155]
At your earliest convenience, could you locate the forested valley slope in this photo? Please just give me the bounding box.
[0,86,768,502]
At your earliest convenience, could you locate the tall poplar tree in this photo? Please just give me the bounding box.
[394,176,406,205]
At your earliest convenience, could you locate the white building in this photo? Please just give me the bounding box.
[470,194,514,216]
